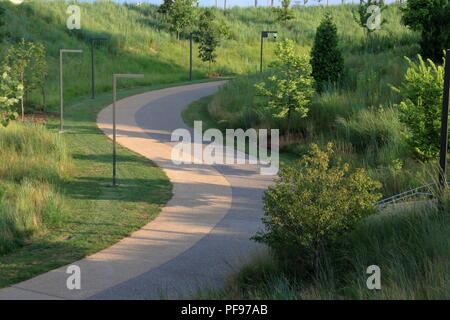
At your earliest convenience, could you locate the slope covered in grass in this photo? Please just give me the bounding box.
[181,3,429,198]
[0,1,418,111]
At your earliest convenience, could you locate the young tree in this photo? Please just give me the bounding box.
[196,8,229,73]
[255,39,315,141]
[157,0,174,16]
[167,0,198,39]
[3,40,30,120]
[353,0,387,37]
[310,13,344,92]
[391,55,445,161]
[29,43,48,109]
[0,67,23,127]
[273,0,295,26]
[3,40,48,118]
[401,0,450,62]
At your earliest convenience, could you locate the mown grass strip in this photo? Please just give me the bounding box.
[0,79,221,288]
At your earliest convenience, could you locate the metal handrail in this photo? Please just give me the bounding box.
[375,182,446,206]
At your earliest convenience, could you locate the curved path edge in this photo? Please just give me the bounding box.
[0,81,273,300]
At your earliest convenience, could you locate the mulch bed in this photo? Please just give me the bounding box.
[21,112,60,124]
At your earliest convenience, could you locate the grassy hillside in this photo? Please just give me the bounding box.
[0,1,417,111]
[177,2,450,300]
[180,3,427,198]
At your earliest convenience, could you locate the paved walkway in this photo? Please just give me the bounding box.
[0,81,275,300]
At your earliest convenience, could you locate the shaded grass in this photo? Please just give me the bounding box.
[0,80,219,288]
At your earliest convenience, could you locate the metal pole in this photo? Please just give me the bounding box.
[91,40,95,99]
[111,74,144,187]
[260,32,264,73]
[60,50,63,132]
[190,33,193,81]
[439,49,450,189]
[112,75,117,187]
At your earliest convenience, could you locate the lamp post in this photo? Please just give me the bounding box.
[111,74,144,187]
[439,49,450,190]
[260,31,278,73]
[59,49,83,133]
[189,31,200,81]
[90,37,108,99]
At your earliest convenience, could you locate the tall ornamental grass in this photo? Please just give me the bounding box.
[0,122,71,254]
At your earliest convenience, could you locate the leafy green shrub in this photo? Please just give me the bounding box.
[254,143,382,272]
[0,68,22,127]
[391,55,444,161]
[310,13,344,92]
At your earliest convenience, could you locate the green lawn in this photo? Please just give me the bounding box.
[0,79,219,288]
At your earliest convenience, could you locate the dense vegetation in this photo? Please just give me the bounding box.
[181,2,450,299]
[1,0,449,298]
[0,122,70,255]
[0,1,418,110]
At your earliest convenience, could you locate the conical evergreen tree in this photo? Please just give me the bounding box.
[310,13,344,92]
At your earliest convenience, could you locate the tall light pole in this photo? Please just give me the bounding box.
[60,49,82,133]
[260,31,278,73]
[111,74,144,187]
[90,37,108,99]
[438,49,450,190]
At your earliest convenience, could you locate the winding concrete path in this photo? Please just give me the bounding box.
[0,81,275,300]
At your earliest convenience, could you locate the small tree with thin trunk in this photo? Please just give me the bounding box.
[157,0,174,16]
[255,39,315,141]
[3,40,48,117]
[353,0,387,44]
[196,8,230,74]
[166,0,198,40]
[273,0,295,26]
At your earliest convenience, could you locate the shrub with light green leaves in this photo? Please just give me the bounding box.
[0,68,23,127]
[391,54,444,161]
[254,143,382,272]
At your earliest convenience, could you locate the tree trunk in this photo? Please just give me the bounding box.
[41,86,46,110]
[21,75,24,121]
[287,107,292,143]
